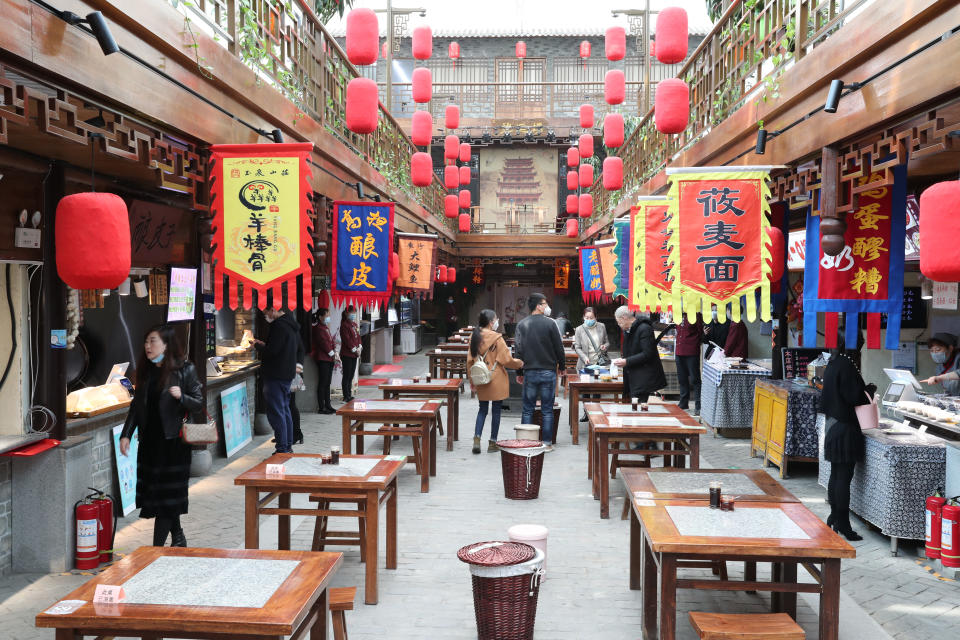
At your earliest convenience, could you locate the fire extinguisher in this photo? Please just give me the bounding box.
[926,491,947,559]
[74,497,100,570]
[87,487,116,564]
[942,501,960,569]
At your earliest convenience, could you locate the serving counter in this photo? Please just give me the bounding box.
[751,379,820,477]
[700,360,771,433]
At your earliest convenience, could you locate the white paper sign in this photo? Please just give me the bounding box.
[93,585,126,604]
[933,282,958,310]
[44,600,86,615]
[891,342,917,372]
[266,463,285,476]
[787,229,806,271]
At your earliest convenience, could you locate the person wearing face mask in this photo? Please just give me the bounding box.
[467,309,524,453]
[674,314,704,415]
[253,307,304,454]
[704,306,730,350]
[921,333,960,395]
[573,307,610,420]
[444,296,458,339]
[311,308,337,415]
[340,306,361,403]
[515,293,566,450]
[612,306,666,403]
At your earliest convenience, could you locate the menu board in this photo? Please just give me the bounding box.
[899,286,926,329]
[111,424,139,516]
[781,347,826,381]
[167,267,197,322]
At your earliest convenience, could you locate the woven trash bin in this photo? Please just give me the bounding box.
[458,541,545,640]
[497,439,546,500]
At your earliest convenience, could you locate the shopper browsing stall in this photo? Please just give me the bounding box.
[254,307,305,454]
[921,332,960,396]
[612,306,666,403]
[515,293,565,450]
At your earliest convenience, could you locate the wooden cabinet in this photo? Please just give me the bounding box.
[752,380,790,477]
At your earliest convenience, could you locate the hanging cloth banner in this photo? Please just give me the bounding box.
[209,142,314,310]
[331,201,395,309]
[579,245,603,303]
[395,232,438,299]
[596,238,618,297]
[629,196,673,312]
[612,218,631,300]
[802,165,906,350]
[470,264,485,286]
[554,258,570,292]
[666,168,773,324]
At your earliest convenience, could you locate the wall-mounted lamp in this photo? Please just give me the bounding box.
[755,128,781,155]
[134,278,148,298]
[354,182,365,200]
[117,277,131,296]
[60,11,119,55]
[921,276,934,300]
[824,79,861,113]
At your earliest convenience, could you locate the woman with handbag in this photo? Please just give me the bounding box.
[820,332,875,541]
[119,325,203,547]
[573,307,609,421]
[467,309,523,454]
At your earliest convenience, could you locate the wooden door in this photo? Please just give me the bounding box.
[495,58,545,119]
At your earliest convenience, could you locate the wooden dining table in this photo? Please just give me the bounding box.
[36,546,342,639]
[337,399,440,493]
[427,349,468,381]
[567,375,626,445]
[235,453,402,605]
[629,497,855,640]
[586,402,705,518]
[379,378,464,451]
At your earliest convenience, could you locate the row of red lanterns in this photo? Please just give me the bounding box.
[436,265,457,284]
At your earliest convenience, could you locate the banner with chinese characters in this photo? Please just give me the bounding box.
[395,232,437,299]
[554,259,570,293]
[612,219,631,301]
[596,238,618,297]
[666,169,772,323]
[802,165,906,350]
[579,246,603,303]
[629,197,673,312]
[470,264,485,287]
[331,201,395,309]
[209,143,314,310]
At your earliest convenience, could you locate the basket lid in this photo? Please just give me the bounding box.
[496,439,542,448]
[457,541,536,567]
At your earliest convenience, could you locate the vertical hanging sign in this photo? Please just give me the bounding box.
[395,232,438,299]
[554,259,570,292]
[629,196,673,312]
[612,218,631,301]
[331,201,395,309]
[579,245,603,303]
[596,238,618,298]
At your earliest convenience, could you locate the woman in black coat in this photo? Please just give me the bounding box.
[612,307,666,402]
[119,325,203,547]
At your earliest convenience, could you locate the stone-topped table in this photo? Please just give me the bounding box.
[379,378,465,451]
[567,376,627,445]
[621,468,799,503]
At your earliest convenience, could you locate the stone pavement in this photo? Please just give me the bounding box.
[2,352,956,639]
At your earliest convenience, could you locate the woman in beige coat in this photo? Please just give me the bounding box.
[467,309,523,454]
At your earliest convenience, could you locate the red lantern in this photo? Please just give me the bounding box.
[459,142,471,163]
[602,157,623,191]
[580,104,594,129]
[566,218,579,238]
[381,42,388,60]
[390,251,400,283]
[578,133,594,158]
[604,113,624,147]
[411,152,433,187]
[606,26,626,61]
[445,104,460,129]
[516,41,527,58]
[566,170,578,191]
[449,42,461,60]
[567,147,580,167]
[56,193,130,289]
[656,7,688,64]
[411,110,432,146]
[458,213,471,233]
[459,189,471,209]
[438,265,448,282]
[448,267,457,282]
[444,165,459,189]
[444,135,460,160]
[444,194,458,218]
[346,8,379,66]
[346,77,379,134]
[920,181,960,281]
[578,193,593,218]
[566,194,579,215]
[579,40,591,59]
[655,78,689,134]
[605,69,625,105]
[412,25,432,60]
[578,164,594,189]
[459,165,471,185]
[412,67,432,103]
[766,226,785,282]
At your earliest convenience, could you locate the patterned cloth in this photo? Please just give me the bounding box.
[700,360,771,432]
[817,414,946,540]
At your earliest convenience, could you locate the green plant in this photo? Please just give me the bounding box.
[236,1,307,110]
[313,0,354,23]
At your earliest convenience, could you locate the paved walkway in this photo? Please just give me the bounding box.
[3,352,957,639]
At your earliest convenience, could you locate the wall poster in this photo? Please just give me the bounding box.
[220,382,252,458]
[111,424,139,516]
[478,147,559,227]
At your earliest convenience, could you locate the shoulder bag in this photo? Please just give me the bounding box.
[181,409,219,445]
[854,390,879,431]
[582,327,610,367]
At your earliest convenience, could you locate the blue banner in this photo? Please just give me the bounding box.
[580,245,603,303]
[331,202,395,308]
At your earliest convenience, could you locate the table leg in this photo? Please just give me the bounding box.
[630,506,642,590]
[342,416,352,454]
[244,487,259,549]
[310,586,329,640]
[587,420,594,480]
[364,488,380,604]
[446,392,455,451]
[570,388,579,445]
[771,562,783,612]
[820,559,841,640]
[690,435,700,469]
[782,561,797,619]
[386,480,398,570]
[745,561,757,594]
[642,535,657,639]
[592,428,600,500]
[659,554,677,640]
[429,420,437,476]
[454,392,460,441]
[278,492,291,550]
[55,628,77,640]
[420,421,431,493]
[599,433,610,518]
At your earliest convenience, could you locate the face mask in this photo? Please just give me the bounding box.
[585,318,596,327]
[712,310,718,321]
[932,351,948,364]
[265,315,275,323]
[150,353,165,364]
[348,313,357,322]
[323,316,331,325]
[448,298,454,304]
[491,319,499,331]
[543,305,552,317]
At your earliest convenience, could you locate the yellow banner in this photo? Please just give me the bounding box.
[629,198,673,312]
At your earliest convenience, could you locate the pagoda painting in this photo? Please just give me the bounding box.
[496,157,543,206]
[478,147,559,227]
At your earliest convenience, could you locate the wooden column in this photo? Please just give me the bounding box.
[819,146,846,256]
[39,161,67,441]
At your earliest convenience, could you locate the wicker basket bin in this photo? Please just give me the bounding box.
[497,440,546,500]
[458,542,544,640]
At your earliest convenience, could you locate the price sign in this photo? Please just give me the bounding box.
[93,585,126,604]
[265,463,285,476]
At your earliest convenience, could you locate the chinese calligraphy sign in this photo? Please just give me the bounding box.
[554,259,570,291]
[579,246,603,303]
[332,202,394,308]
[612,219,631,300]
[596,238,618,297]
[630,199,674,313]
[396,232,438,298]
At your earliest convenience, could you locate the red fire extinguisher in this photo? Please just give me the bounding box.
[74,498,100,570]
[87,487,116,564]
[941,501,960,569]
[926,492,947,559]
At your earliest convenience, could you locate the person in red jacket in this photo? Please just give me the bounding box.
[724,320,749,359]
[311,308,337,414]
[675,315,704,414]
[340,305,361,403]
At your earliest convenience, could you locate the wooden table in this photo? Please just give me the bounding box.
[380,378,464,451]
[629,498,855,640]
[338,399,440,493]
[427,349,468,381]
[567,376,626,445]
[621,468,800,504]
[36,546,342,639]
[235,453,401,605]
[436,342,469,351]
[587,403,705,518]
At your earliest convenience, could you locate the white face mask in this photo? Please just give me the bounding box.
[543,304,552,317]
[491,319,499,331]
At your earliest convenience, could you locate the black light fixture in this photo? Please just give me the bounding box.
[503,133,512,144]
[546,129,556,143]
[354,182,365,200]
[524,132,534,143]
[270,128,284,143]
[60,11,119,55]
[422,224,429,234]
[481,131,492,144]
[755,128,781,155]
[371,194,382,202]
[824,78,861,113]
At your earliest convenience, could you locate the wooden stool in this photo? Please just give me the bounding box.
[688,612,805,640]
[309,493,367,562]
[330,586,356,640]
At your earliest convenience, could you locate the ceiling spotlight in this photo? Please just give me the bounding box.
[824,79,861,114]
[524,132,534,143]
[270,128,284,143]
[503,133,512,144]
[482,132,492,144]
[755,128,781,155]
[61,11,119,55]
[921,276,933,300]
[546,130,556,143]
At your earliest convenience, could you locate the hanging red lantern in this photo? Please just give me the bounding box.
[566,170,579,191]
[656,7,688,64]
[578,193,593,218]
[438,265,448,282]
[459,165,471,185]
[580,104,594,129]
[655,78,689,134]
[412,25,432,60]
[346,8,379,66]
[602,157,623,191]
[766,226,785,282]
[515,41,527,58]
[381,42,389,60]
[448,266,458,282]
[458,189,471,209]
[604,113,624,147]
[56,192,130,289]
[567,147,580,167]
[444,135,460,160]
[578,133,594,158]
[459,142,471,163]
[411,110,432,146]
[578,164,594,189]
[458,213,471,232]
[650,41,656,58]
[444,165,459,189]
[605,69,625,105]
[411,152,433,187]
[566,194,579,215]
[920,181,960,281]
[445,104,460,129]
[345,77,379,134]
[390,251,400,284]
[605,26,626,61]
[579,40,591,59]
[449,42,461,60]
[444,194,458,218]
[412,67,432,103]
[566,218,579,238]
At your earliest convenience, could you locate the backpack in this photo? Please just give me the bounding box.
[469,344,497,386]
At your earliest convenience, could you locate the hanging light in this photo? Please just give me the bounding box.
[920,181,960,281]
[412,25,432,60]
[56,193,130,289]
[578,164,594,189]
[605,26,626,61]
[346,78,379,134]
[444,194,459,218]
[412,67,432,103]
[448,267,458,282]
[566,170,579,191]
[458,213,471,233]
[411,152,433,187]
[444,165,459,189]
[444,134,460,159]
[459,165,471,185]
[921,276,934,300]
[579,40,591,60]
[567,147,580,167]
[566,194,579,215]
[604,69,625,105]
[445,104,460,129]
[458,189,471,209]
[578,133,594,158]
[602,157,623,191]
[604,113,624,148]
[459,142,471,163]
[566,218,579,237]
[438,265,448,282]
[411,110,432,146]
[117,277,131,296]
[578,194,593,218]
[345,8,379,66]
[656,7,688,64]
[449,42,461,61]
[655,78,689,134]
[515,41,527,58]
[580,104,594,129]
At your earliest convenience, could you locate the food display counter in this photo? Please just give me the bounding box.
[751,379,820,477]
[700,359,772,433]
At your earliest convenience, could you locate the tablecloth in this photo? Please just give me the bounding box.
[757,379,820,457]
[700,360,771,432]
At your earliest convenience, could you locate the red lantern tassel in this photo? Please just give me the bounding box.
[824,312,839,349]
[867,312,881,349]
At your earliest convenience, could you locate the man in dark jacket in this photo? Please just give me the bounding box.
[254,308,305,454]
[675,315,703,414]
[515,293,565,449]
[612,306,666,402]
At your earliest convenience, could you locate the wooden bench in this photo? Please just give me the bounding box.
[688,612,805,640]
[330,586,356,640]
